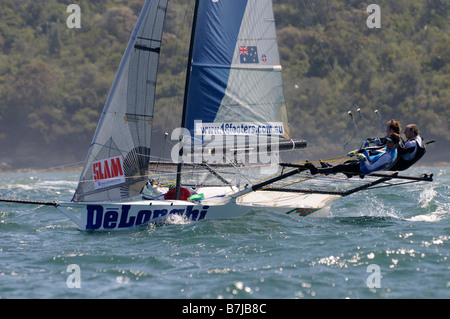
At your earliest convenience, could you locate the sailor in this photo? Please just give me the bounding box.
[308,133,401,177]
[142,180,164,199]
[163,184,191,200]
[365,119,404,149]
[389,124,425,171]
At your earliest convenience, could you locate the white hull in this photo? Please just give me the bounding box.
[57,188,340,231]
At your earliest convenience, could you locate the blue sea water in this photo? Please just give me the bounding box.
[0,166,448,300]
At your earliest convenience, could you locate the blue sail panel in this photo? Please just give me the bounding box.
[185,0,290,139]
[185,0,248,131]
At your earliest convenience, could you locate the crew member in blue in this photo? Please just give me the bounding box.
[307,133,401,177]
[365,119,404,149]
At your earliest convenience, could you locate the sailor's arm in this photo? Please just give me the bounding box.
[360,152,390,174]
[402,140,417,154]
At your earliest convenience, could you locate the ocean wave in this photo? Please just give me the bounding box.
[419,185,437,208]
[408,202,449,222]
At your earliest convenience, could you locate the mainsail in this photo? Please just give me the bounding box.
[73,0,169,202]
[185,0,290,139]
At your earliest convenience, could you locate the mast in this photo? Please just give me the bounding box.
[175,0,200,200]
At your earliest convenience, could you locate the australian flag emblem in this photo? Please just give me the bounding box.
[239,46,259,64]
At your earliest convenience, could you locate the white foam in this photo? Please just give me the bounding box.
[408,203,449,222]
[418,185,437,208]
[159,213,192,225]
[409,213,440,222]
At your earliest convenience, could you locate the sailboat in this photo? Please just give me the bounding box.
[58,0,332,230]
[0,0,433,230]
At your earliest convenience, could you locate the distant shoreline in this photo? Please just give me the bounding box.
[0,162,448,174]
[0,165,84,174]
[415,161,450,167]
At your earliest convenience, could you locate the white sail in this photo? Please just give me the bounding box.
[73,0,169,202]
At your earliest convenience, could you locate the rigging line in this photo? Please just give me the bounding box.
[287,155,348,166]
[0,161,86,194]
[301,0,340,86]
[361,180,424,191]
[74,172,152,185]
[350,108,364,146]
[301,0,354,108]
[212,166,310,205]
[26,161,86,172]
[159,0,194,163]
[0,187,22,198]
[175,0,200,200]
[221,154,254,186]
[148,171,173,185]
[357,107,374,138]
[343,110,359,149]
[321,154,348,161]
[314,0,362,82]
[301,0,361,129]
[299,140,360,151]
[374,109,386,133]
[300,0,360,152]
[87,143,173,162]
[308,0,365,92]
[259,175,312,190]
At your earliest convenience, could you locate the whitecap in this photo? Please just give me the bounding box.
[408,202,449,222]
[418,185,437,208]
[409,213,440,222]
[159,213,193,226]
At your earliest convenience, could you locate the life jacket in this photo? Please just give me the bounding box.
[389,136,426,171]
[164,187,191,200]
[360,147,397,175]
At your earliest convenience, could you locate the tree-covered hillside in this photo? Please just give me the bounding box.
[0,0,448,169]
[275,0,449,161]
